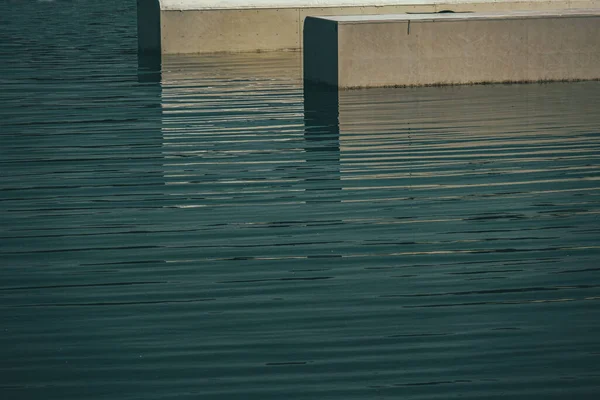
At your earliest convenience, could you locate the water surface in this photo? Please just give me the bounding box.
[1,1,600,399]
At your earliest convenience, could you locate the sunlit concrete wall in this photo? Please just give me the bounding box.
[303,9,600,88]
[137,0,599,54]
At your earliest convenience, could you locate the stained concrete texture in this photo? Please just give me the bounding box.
[137,0,600,54]
[303,9,600,88]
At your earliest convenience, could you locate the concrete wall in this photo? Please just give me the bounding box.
[137,0,599,54]
[159,0,595,10]
[303,10,600,88]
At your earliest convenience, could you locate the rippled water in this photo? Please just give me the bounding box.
[2,1,600,399]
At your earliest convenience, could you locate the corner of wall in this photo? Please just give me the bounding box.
[137,0,162,55]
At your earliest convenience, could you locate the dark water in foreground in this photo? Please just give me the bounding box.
[2,1,600,399]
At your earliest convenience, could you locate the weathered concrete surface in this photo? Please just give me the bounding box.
[160,9,300,53]
[303,9,600,88]
[137,0,599,54]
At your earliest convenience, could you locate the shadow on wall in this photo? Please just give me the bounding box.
[137,0,161,54]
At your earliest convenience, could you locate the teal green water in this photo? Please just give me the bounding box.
[2,1,600,399]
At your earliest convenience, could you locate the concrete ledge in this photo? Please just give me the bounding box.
[303,9,600,88]
[137,1,599,54]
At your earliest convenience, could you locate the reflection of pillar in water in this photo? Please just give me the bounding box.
[303,83,341,202]
[134,53,164,192]
[137,53,162,84]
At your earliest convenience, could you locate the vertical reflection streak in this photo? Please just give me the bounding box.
[303,83,341,203]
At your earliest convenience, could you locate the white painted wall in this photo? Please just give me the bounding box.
[160,0,571,11]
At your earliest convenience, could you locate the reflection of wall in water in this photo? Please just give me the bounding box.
[159,54,320,211]
[328,83,600,204]
[336,84,600,150]
[296,81,600,247]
